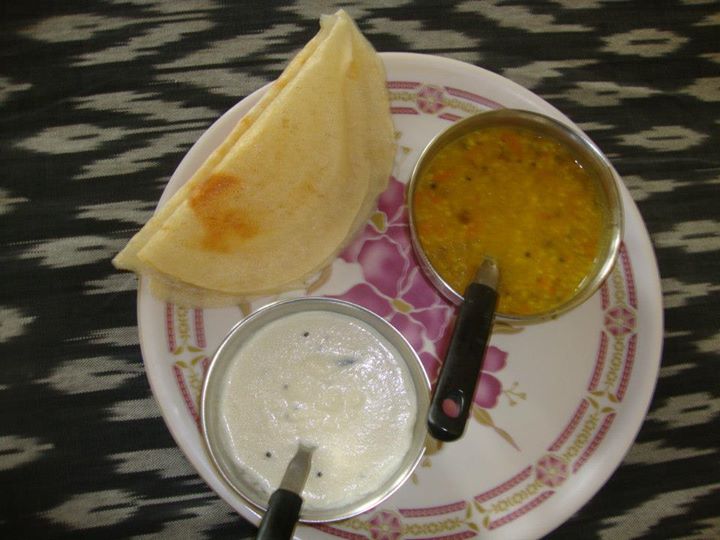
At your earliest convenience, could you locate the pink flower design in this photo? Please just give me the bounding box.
[473,346,508,409]
[535,454,568,488]
[422,344,507,410]
[368,510,403,540]
[416,85,445,114]
[333,176,520,450]
[334,177,510,411]
[335,177,455,374]
[605,306,636,336]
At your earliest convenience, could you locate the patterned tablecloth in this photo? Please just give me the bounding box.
[1,1,718,538]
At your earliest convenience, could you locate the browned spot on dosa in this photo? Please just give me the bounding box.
[189,173,258,252]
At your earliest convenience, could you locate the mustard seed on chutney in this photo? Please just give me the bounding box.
[412,124,606,317]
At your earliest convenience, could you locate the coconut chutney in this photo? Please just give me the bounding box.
[218,310,417,511]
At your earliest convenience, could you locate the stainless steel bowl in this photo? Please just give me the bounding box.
[408,108,624,323]
[200,297,430,523]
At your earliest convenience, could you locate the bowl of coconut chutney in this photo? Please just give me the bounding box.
[200,297,430,523]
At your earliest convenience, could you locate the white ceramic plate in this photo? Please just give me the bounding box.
[138,53,663,539]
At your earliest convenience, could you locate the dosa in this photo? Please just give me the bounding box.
[113,10,395,307]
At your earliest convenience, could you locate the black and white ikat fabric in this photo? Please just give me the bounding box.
[1,1,718,538]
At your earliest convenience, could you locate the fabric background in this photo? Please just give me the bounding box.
[1,1,718,538]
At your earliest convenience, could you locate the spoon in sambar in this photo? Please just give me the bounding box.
[427,258,499,441]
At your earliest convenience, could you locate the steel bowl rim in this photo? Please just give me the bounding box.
[200,296,430,523]
[407,108,624,323]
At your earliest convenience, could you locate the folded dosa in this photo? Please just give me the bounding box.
[113,10,395,307]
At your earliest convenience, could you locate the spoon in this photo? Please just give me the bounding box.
[427,258,499,441]
[256,443,315,540]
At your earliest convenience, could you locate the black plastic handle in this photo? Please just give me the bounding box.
[427,281,498,442]
[256,488,303,540]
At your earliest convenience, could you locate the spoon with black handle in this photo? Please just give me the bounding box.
[427,257,499,442]
[256,443,315,540]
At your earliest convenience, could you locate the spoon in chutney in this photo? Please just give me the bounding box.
[256,443,316,540]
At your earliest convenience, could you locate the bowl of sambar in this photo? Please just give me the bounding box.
[408,108,623,323]
[411,109,623,442]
